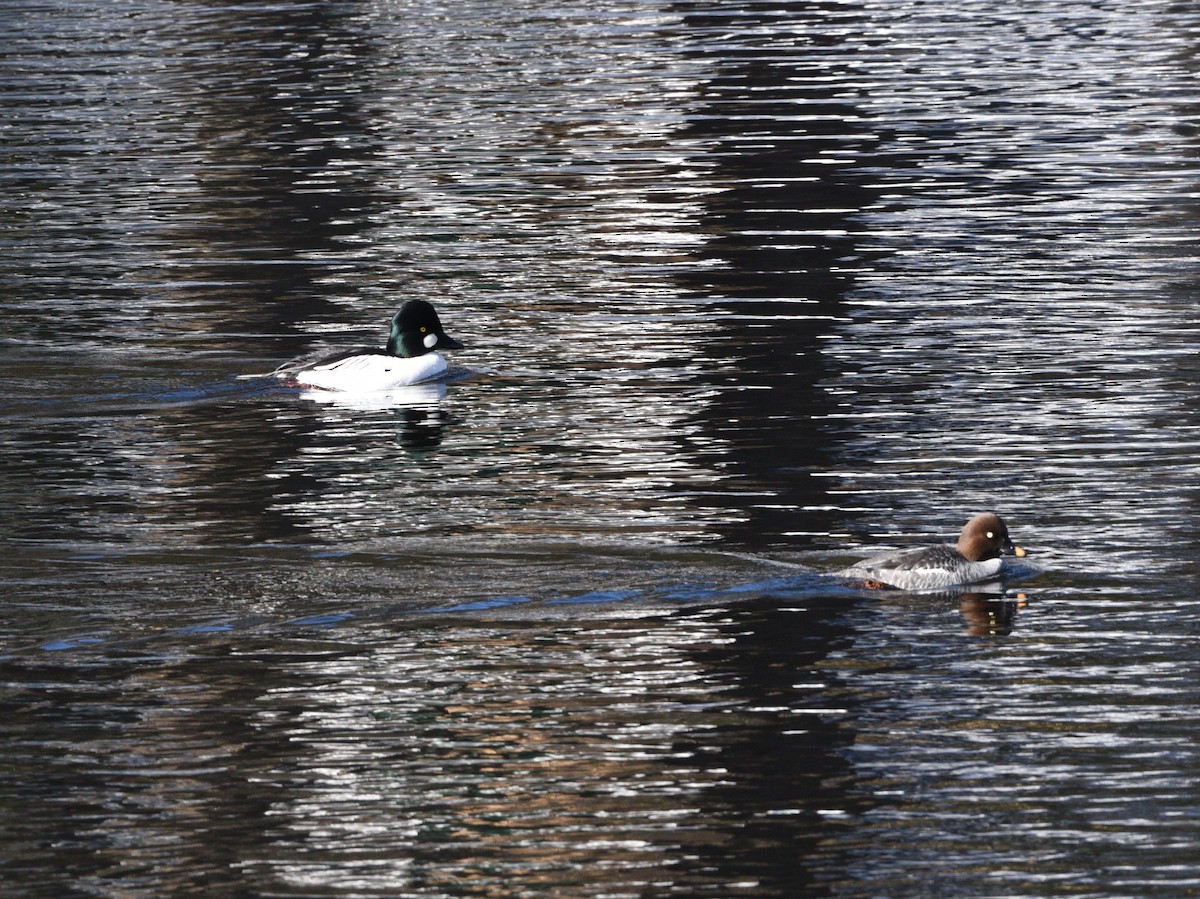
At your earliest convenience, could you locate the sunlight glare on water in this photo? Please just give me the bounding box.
[4,0,1200,896]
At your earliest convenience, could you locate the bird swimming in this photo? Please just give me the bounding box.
[841,512,1027,592]
[273,300,463,392]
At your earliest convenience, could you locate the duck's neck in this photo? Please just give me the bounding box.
[386,330,411,357]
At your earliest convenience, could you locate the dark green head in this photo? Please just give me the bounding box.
[385,300,464,358]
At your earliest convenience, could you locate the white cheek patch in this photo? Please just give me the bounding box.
[423,333,439,349]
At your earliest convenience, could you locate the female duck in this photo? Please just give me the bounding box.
[275,300,463,392]
[842,512,1027,591]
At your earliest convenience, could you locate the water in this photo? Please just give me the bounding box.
[4,0,1200,895]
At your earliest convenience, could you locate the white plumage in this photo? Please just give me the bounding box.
[289,352,448,392]
[272,299,463,394]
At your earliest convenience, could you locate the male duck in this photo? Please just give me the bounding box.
[842,512,1027,591]
[274,300,463,392]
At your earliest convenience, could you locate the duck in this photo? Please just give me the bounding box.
[274,300,463,392]
[842,512,1027,592]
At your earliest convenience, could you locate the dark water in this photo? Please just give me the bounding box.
[5,0,1200,895]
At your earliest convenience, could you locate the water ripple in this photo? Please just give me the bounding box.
[5,0,1200,895]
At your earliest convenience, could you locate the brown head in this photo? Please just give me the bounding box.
[957,513,1027,562]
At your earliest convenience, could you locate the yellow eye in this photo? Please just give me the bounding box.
[420,326,427,333]
[986,531,995,539]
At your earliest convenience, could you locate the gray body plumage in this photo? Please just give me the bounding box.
[842,542,1005,591]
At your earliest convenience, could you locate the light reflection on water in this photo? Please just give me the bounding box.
[4,0,1200,895]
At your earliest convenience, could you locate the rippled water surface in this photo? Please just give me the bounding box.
[5,0,1200,895]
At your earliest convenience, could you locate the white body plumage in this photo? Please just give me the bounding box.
[288,352,448,392]
[271,300,463,394]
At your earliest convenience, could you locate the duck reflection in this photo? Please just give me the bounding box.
[395,405,455,450]
[958,592,1026,636]
[300,381,454,448]
[864,582,1028,635]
